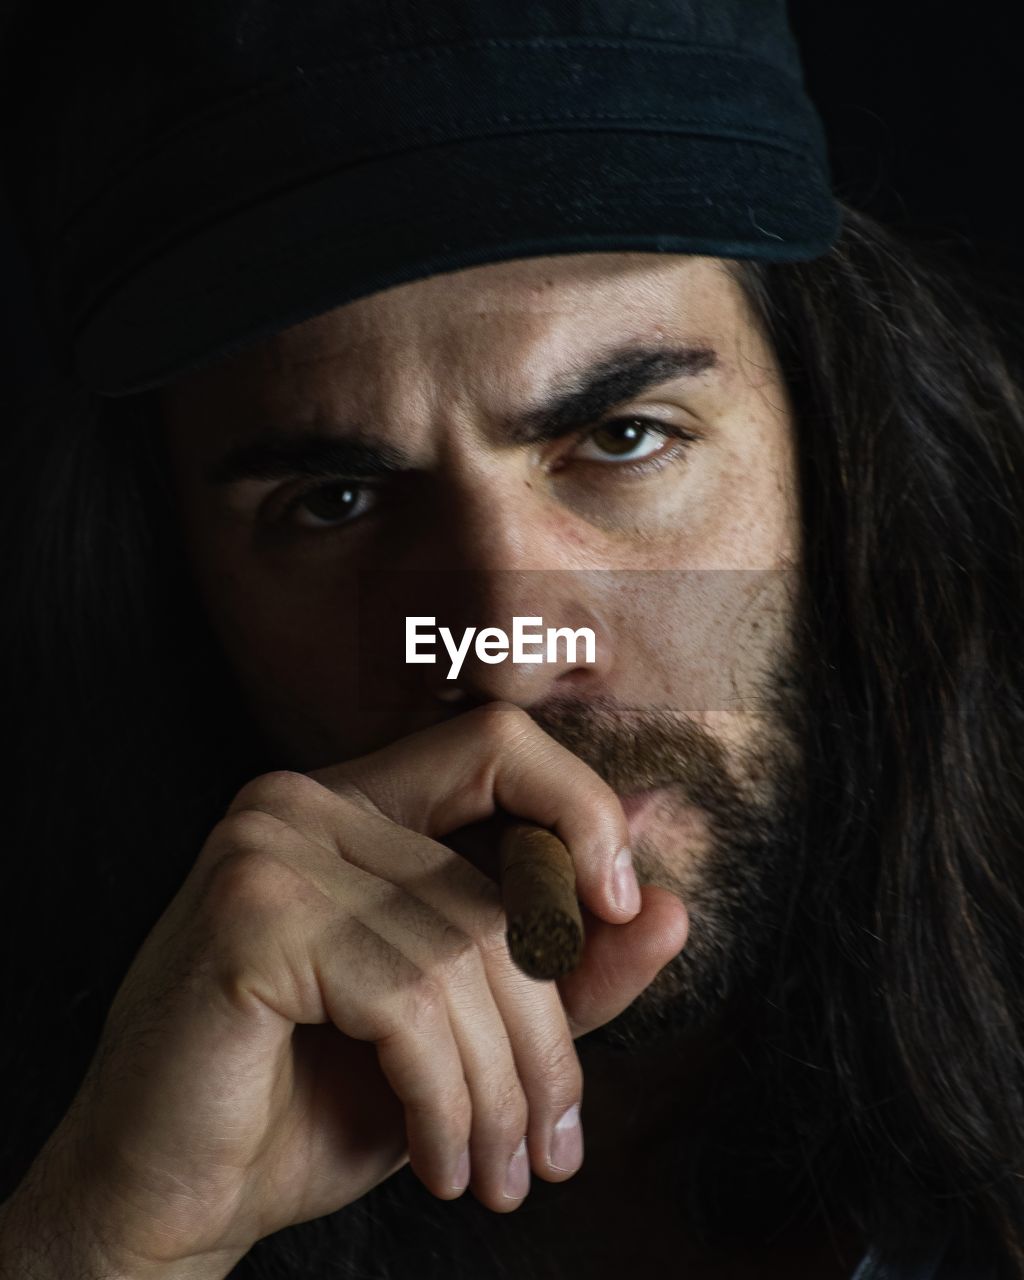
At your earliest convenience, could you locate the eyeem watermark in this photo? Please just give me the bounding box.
[406,616,597,680]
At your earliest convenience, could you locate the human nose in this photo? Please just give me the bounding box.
[418,474,617,703]
[430,565,615,707]
[373,485,617,707]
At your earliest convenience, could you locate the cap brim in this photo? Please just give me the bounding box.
[72,129,840,396]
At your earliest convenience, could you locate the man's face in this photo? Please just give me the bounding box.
[160,252,805,1038]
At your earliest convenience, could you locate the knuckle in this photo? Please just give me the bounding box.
[227,769,325,818]
[535,1040,584,1100]
[212,807,293,854]
[489,1075,529,1135]
[434,921,480,974]
[471,911,513,965]
[201,845,306,925]
[468,701,533,750]
[434,1082,473,1134]
[427,901,507,976]
[402,970,446,1032]
[337,925,432,1041]
[315,774,387,821]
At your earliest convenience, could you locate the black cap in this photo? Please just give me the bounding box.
[1,0,839,396]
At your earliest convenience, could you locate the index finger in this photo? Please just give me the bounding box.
[312,701,640,926]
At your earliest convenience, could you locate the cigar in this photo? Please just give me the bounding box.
[499,822,584,980]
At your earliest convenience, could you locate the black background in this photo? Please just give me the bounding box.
[1,0,1021,412]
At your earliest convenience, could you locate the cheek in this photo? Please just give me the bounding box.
[189,539,364,738]
[601,567,795,719]
[597,414,798,709]
[684,433,798,571]
[590,416,797,573]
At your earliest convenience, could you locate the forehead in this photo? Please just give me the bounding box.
[164,252,753,417]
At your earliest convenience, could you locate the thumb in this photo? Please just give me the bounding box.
[557,884,689,1038]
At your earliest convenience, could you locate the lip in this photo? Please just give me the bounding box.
[616,787,670,841]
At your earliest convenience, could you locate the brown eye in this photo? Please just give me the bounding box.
[573,418,669,462]
[288,481,372,528]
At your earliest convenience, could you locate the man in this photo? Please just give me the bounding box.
[1,1,1021,1277]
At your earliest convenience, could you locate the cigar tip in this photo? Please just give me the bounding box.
[506,911,584,981]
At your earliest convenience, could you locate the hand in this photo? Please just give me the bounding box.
[11,703,689,1276]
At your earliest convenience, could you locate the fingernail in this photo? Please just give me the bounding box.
[549,1104,583,1173]
[452,1146,470,1192]
[613,847,641,914]
[503,1137,530,1200]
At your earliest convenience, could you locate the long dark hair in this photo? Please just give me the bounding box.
[732,209,1024,1266]
[1,204,1022,1275]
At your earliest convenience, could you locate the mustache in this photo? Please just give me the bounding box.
[526,693,733,802]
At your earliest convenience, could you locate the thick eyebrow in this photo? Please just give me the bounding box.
[502,342,718,445]
[208,434,406,485]
[207,342,718,485]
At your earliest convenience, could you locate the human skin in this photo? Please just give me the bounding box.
[160,251,804,1037]
[159,252,799,774]
[0,253,804,1279]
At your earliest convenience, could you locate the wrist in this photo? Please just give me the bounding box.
[0,1138,242,1280]
[0,1190,240,1280]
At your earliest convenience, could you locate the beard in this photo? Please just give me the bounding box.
[527,654,808,1049]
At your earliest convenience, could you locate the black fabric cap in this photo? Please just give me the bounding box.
[1,0,840,396]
